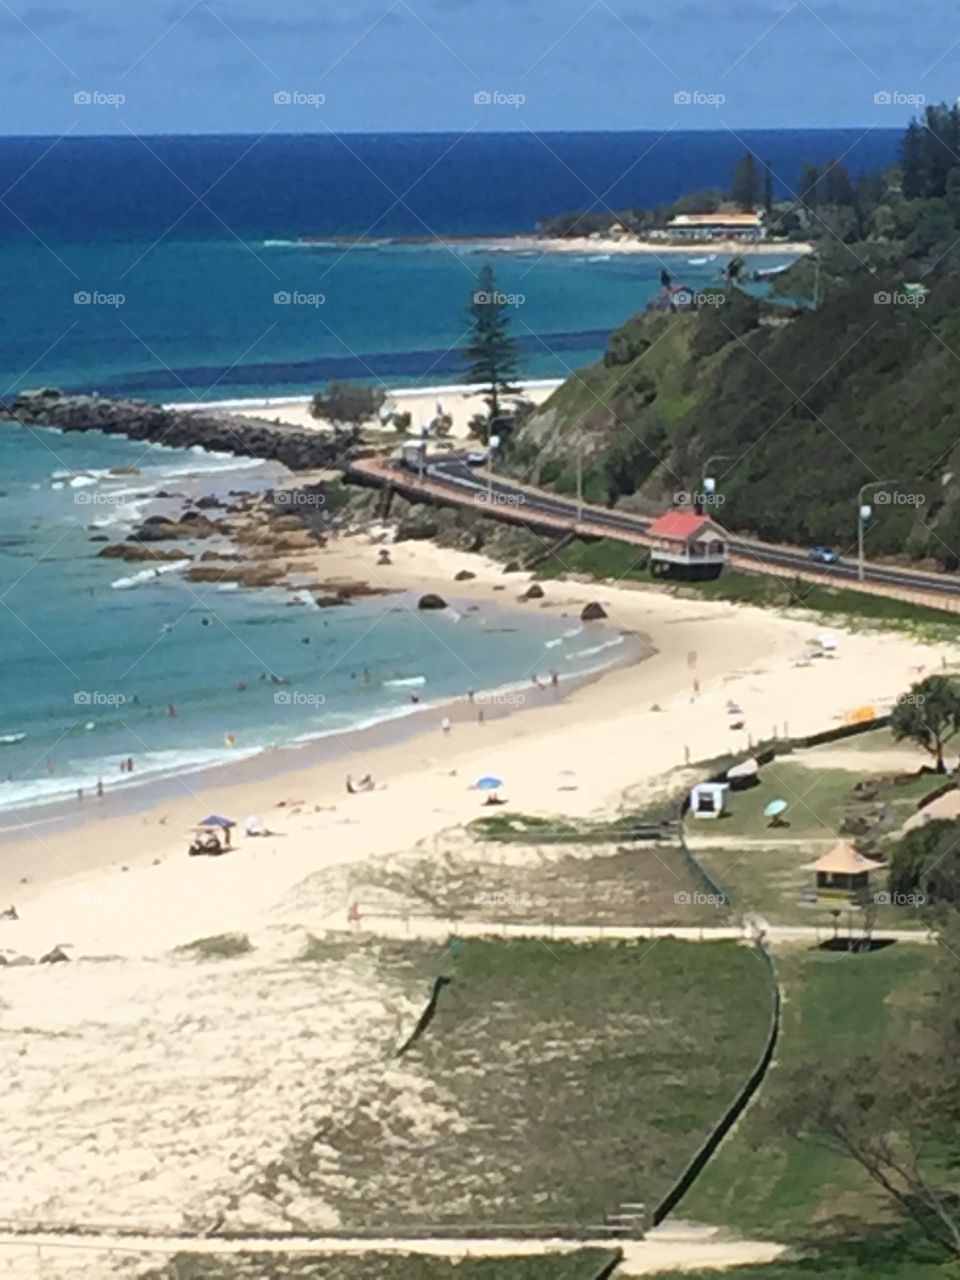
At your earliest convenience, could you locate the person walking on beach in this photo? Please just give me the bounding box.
[96,778,103,798]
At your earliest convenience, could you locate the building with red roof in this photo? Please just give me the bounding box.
[647,509,727,579]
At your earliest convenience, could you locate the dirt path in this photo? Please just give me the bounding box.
[0,1226,786,1276]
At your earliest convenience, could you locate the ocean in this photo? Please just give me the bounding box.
[0,129,901,814]
[0,128,899,400]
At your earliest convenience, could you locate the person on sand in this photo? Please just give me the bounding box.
[441,715,452,735]
[76,788,83,802]
[346,775,356,794]
[96,778,103,798]
[358,774,375,791]
[550,670,559,688]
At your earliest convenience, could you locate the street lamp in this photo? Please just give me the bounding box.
[702,454,734,512]
[857,479,895,581]
[487,433,500,503]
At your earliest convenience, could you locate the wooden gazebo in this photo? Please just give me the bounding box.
[805,841,877,907]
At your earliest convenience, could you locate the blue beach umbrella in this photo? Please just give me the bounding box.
[475,776,503,791]
[764,799,788,819]
[199,814,235,829]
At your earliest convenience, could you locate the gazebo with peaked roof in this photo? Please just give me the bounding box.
[647,510,727,581]
[805,841,879,907]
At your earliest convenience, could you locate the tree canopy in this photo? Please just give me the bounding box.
[462,263,520,422]
[891,676,960,773]
[310,381,386,438]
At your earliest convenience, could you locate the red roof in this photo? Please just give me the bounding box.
[648,510,713,540]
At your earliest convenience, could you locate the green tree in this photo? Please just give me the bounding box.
[823,158,855,206]
[891,675,960,772]
[906,198,957,258]
[889,819,960,906]
[310,381,386,439]
[762,162,774,214]
[730,152,758,210]
[721,255,747,287]
[463,264,520,421]
[798,162,824,209]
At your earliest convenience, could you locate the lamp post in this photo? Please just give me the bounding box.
[857,479,895,581]
[487,433,500,503]
[702,454,734,513]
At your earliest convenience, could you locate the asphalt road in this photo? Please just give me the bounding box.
[420,457,960,602]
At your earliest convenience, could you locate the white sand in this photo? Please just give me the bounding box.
[0,537,947,1241]
[486,233,813,258]
[0,539,947,955]
[176,379,563,441]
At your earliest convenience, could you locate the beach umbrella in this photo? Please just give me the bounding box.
[475,776,503,791]
[764,799,788,818]
[199,814,235,829]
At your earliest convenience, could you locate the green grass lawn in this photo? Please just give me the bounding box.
[276,938,773,1232]
[140,1249,620,1280]
[694,843,929,929]
[693,761,945,844]
[678,944,933,1244]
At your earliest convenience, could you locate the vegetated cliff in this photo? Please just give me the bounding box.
[507,271,960,566]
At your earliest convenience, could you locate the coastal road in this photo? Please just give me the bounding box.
[351,453,960,609]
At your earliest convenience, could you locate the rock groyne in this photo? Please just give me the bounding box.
[0,390,358,471]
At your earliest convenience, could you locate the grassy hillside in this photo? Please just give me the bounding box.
[508,267,960,562]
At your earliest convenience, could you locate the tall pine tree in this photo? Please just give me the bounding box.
[463,264,520,424]
[730,152,758,210]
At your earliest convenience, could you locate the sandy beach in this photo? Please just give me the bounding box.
[0,533,948,957]
[0,528,950,1245]
[170,379,564,441]
[480,234,815,258]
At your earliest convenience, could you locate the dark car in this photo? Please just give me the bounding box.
[809,545,840,565]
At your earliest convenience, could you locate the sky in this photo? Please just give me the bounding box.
[1,0,957,134]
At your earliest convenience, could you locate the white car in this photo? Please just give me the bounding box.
[466,448,488,466]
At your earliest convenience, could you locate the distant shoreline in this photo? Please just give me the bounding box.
[266,232,814,258]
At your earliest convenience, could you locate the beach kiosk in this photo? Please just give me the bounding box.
[805,841,877,907]
[647,511,727,581]
[689,780,729,819]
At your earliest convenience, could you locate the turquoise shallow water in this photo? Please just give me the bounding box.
[0,426,632,813]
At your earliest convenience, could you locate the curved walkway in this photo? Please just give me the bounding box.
[0,1225,785,1275]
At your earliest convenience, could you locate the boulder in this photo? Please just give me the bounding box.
[581,601,608,621]
[98,544,191,563]
[521,583,545,600]
[454,569,476,581]
[418,593,447,610]
[502,560,522,573]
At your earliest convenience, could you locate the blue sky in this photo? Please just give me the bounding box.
[2,0,957,134]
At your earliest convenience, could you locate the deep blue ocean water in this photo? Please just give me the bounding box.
[0,129,901,813]
[0,129,899,400]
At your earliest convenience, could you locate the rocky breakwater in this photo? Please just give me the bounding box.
[95,486,392,601]
[0,388,361,471]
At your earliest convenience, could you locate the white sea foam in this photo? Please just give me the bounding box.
[110,560,190,590]
[564,635,625,660]
[384,676,426,688]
